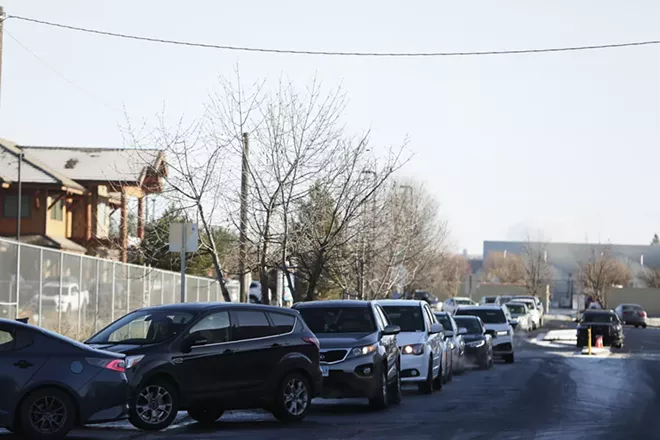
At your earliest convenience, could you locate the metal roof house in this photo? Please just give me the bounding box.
[0,139,167,261]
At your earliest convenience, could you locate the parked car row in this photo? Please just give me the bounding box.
[0,297,525,439]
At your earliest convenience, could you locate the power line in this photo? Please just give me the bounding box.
[7,14,660,58]
[5,29,120,113]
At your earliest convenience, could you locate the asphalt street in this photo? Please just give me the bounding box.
[3,316,660,440]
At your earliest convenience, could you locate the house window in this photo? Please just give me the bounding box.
[50,198,64,221]
[3,195,31,218]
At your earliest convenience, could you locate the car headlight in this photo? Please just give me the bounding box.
[497,330,510,336]
[467,340,485,348]
[348,344,378,358]
[401,343,425,355]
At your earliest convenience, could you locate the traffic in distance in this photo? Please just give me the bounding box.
[20,292,651,439]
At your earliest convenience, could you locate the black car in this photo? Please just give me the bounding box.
[434,312,466,374]
[576,309,624,348]
[452,316,493,369]
[292,300,402,409]
[0,318,130,439]
[85,303,322,431]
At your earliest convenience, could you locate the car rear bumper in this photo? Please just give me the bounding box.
[79,370,131,425]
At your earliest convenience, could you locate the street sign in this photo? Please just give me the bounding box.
[169,223,198,253]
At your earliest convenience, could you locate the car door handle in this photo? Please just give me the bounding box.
[14,360,33,369]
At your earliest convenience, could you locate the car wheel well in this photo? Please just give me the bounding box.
[14,385,80,430]
[141,373,180,399]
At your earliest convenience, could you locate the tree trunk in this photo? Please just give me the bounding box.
[305,251,325,301]
[198,204,232,302]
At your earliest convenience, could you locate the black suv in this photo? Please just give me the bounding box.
[86,303,322,431]
[293,300,402,409]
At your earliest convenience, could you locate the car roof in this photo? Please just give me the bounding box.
[505,301,527,306]
[452,315,480,321]
[452,297,473,301]
[293,300,372,308]
[139,302,298,315]
[619,303,643,307]
[375,299,425,307]
[584,309,616,315]
[433,311,449,316]
[456,305,503,311]
[0,318,33,329]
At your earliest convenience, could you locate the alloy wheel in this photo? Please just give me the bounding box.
[136,385,174,425]
[29,396,67,434]
[283,377,309,416]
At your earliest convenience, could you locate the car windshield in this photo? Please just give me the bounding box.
[500,296,513,303]
[297,307,376,334]
[455,308,507,324]
[582,313,618,324]
[434,314,453,331]
[87,310,195,344]
[455,299,473,305]
[381,305,425,332]
[483,297,496,303]
[622,305,642,312]
[454,318,482,334]
[506,304,527,314]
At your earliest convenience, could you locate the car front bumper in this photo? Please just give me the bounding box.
[320,355,383,399]
[492,336,514,356]
[399,353,429,383]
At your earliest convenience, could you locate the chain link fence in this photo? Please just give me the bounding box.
[0,237,223,339]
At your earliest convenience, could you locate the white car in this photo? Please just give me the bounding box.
[503,301,533,332]
[512,298,542,329]
[513,295,545,316]
[41,281,89,312]
[454,305,515,363]
[443,297,477,314]
[377,300,448,393]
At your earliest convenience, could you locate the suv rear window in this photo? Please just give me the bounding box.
[455,308,507,324]
[297,307,376,334]
[233,310,272,340]
[268,312,295,334]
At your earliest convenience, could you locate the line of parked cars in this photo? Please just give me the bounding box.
[0,294,539,439]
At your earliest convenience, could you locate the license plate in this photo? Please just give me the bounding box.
[321,366,329,377]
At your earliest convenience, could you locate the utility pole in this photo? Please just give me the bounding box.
[238,132,250,303]
[0,6,5,105]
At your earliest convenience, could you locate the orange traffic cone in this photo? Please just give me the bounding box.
[595,336,604,348]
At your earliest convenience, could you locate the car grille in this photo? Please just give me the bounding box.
[494,343,512,351]
[320,349,348,364]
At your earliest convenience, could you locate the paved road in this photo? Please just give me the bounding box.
[3,318,660,439]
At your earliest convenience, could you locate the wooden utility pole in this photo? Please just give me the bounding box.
[238,133,250,303]
[0,6,5,105]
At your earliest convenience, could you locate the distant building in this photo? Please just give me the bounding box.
[482,240,660,307]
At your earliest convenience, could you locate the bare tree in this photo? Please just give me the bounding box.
[577,246,632,307]
[483,252,525,284]
[521,240,552,297]
[640,266,660,288]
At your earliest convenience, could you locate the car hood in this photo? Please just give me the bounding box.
[462,334,486,343]
[482,322,510,332]
[395,331,427,346]
[317,332,378,349]
[86,342,148,354]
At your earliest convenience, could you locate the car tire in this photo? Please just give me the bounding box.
[643,323,648,329]
[446,360,453,382]
[18,387,76,440]
[187,405,224,425]
[433,362,444,391]
[504,353,515,364]
[129,380,179,431]
[369,368,390,410]
[388,363,402,405]
[418,359,434,394]
[272,373,312,423]
[635,324,639,328]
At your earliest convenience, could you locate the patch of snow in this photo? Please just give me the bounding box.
[543,329,577,341]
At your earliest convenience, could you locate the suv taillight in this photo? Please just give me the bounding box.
[640,311,647,317]
[303,336,320,350]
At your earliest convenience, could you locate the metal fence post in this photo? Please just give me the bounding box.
[196,279,200,302]
[58,252,64,333]
[15,241,21,319]
[94,259,100,332]
[144,266,149,308]
[38,248,43,327]
[207,279,211,302]
[111,262,116,322]
[78,255,83,333]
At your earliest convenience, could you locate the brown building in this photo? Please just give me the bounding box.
[0,138,167,262]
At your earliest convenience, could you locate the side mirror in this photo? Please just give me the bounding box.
[485,329,496,338]
[382,324,401,336]
[181,335,208,353]
[458,327,468,335]
[429,323,444,334]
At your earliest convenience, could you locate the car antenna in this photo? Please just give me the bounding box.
[16,317,29,324]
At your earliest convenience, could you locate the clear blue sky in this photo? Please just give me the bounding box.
[2,0,660,254]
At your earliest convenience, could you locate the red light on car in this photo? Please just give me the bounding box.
[105,359,126,373]
[303,336,320,350]
[640,311,647,317]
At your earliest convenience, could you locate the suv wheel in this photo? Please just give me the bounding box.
[369,369,389,410]
[130,380,179,431]
[187,405,224,425]
[418,359,434,394]
[272,373,311,422]
[19,387,76,440]
[433,363,443,391]
[388,363,402,404]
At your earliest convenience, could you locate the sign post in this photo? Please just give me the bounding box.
[169,223,198,303]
